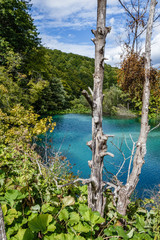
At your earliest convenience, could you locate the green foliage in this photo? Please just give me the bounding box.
[1,164,160,240]
[47,49,118,100]
[0,105,55,144]
[0,38,22,72]
[103,86,123,115]
[0,0,40,54]
[0,67,24,111]
[0,0,119,115]
[0,124,160,240]
[0,150,105,239]
[69,96,91,114]
[0,1,67,115]
[102,85,135,117]
[34,77,67,114]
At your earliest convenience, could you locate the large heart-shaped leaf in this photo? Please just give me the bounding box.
[58,208,69,221]
[28,214,52,233]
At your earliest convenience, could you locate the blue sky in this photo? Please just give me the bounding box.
[31,0,160,68]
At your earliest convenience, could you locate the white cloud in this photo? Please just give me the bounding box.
[35,19,95,30]
[151,33,160,67]
[105,46,122,67]
[31,0,97,19]
[31,0,160,68]
[107,6,125,15]
[140,21,160,67]
[41,34,94,58]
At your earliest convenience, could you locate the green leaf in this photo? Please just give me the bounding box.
[31,204,40,212]
[150,209,156,215]
[42,203,55,213]
[136,208,147,214]
[134,215,146,232]
[4,208,19,225]
[82,209,91,221]
[73,222,91,233]
[13,228,34,240]
[79,185,88,194]
[90,212,105,225]
[127,228,135,238]
[5,190,19,206]
[78,204,89,216]
[21,218,28,226]
[27,212,38,221]
[4,215,14,225]
[5,189,27,207]
[82,208,104,225]
[59,208,69,221]
[107,210,115,219]
[47,223,56,232]
[114,226,129,240]
[108,201,115,209]
[69,212,80,225]
[7,208,18,216]
[104,226,117,236]
[131,232,152,240]
[44,233,85,240]
[73,236,86,240]
[28,214,52,233]
[1,204,7,216]
[62,196,75,207]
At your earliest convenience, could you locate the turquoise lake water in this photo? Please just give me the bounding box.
[45,114,160,198]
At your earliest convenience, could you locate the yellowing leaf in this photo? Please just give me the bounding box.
[62,196,75,207]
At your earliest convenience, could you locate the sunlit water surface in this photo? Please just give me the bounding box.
[44,114,160,198]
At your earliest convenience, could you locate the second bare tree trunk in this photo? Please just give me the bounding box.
[116,0,157,215]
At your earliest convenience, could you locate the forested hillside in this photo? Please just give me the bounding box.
[47,49,118,98]
[32,49,118,114]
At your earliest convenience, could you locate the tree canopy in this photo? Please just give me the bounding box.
[0,0,40,54]
[48,49,118,100]
[118,51,160,117]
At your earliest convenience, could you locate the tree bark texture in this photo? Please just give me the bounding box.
[0,205,7,240]
[87,0,111,216]
[116,0,157,216]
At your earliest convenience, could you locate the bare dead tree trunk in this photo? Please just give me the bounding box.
[83,0,111,216]
[116,0,157,216]
[0,205,7,240]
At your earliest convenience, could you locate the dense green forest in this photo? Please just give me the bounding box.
[0,0,160,239]
[33,49,118,114]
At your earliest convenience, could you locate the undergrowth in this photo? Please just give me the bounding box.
[0,144,160,240]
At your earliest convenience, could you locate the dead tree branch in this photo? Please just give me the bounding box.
[149,122,160,133]
[82,90,93,108]
[55,178,92,188]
